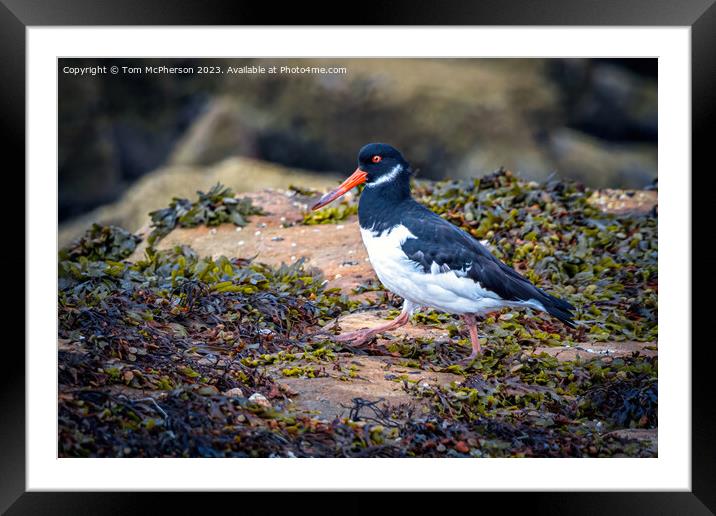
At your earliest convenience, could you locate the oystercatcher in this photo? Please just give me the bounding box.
[312,143,576,359]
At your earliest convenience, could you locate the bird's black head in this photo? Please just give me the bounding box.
[311,143,411,210]
[357,143,411,185]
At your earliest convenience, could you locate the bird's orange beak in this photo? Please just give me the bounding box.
[311,168,368,210]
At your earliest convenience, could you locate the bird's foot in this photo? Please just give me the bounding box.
[333,328,378,347]
[456,352,479,367]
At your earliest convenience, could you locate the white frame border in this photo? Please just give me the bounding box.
[28,27,690,491]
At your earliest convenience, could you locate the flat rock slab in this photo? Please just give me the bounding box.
[534,340,657,361]
[335,312,657,362]
[129,190,375,294]
[588,189,657,215]
[602,428,657,455]
[334,310,450,343]
[266,354,462,421]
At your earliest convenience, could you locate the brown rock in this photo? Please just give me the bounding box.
[533,341,657,362]
[270,355,462,421]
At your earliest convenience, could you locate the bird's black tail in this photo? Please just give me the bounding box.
[539,291,577,328]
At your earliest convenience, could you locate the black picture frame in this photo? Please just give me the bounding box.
[3,1,711,513]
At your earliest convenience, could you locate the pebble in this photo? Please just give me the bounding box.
[455,441,470,454]
[235,227,242,232]
[223,387,244,398]
[210,228,217,235]
[336,225,344,230]
[255,231,262,236]
[278,383,299,396]
[248,393,271,409]
[238,240,245,246]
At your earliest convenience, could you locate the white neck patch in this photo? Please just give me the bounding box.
[366,165,402,188]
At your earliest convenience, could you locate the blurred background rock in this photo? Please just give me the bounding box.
[58,58,657,246]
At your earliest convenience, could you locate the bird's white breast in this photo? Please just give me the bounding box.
[359,224,512,314]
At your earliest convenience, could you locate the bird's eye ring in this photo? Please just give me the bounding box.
[371,155,382,163]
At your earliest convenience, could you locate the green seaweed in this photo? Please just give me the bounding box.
[60,223,141,262]
[147,183,265,245]
[301,199,357,225]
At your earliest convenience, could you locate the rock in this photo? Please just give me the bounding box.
[547,128,657,189]
[197,385,219,396]
[588,188,657,215]
[169,97,260,166]
[272,355,462,421]
[223,387,244,398]
[335,311,449,342]
[534,341,657,362]
[58,158,339,248]
[210,58,561,182]
[127,190,374,295]
[248,392,272,409]
[550,60,657,142]
[278,383,298,397]
[455,441,470,453]
[59,66,206,219]
[60,59,657,225]
[603,428,657,451]
[456,140,554,183]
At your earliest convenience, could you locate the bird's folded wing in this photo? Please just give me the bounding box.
[400,210,553,305]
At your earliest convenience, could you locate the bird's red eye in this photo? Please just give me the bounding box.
[372,155,382,163]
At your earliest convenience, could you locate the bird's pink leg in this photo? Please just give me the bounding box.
[335,301,414,346]
[460,313,481,360]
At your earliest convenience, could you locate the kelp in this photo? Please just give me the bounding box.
[60,223,141,262]
[300,185,362,225]
[301,198,357,225]
[147,183,265,245]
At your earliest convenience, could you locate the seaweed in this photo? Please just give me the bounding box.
[147,183,265,245]
[60,223,141,262]
[301,198,357,225]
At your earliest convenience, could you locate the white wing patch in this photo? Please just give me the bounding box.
[359,224,545,315]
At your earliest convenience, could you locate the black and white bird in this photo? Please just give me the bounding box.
[312,143,576,360]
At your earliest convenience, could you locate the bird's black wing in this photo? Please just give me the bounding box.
[400,202,575,327]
